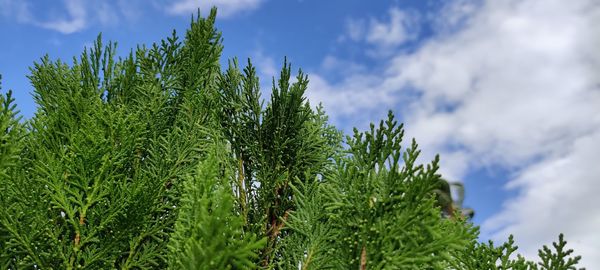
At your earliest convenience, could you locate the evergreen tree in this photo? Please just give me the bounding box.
[0,9,223,269]
[0,7,584,270]
[217,57,340,267]
[280,112,476,269]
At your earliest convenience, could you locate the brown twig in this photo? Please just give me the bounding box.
[360,245,367,270]
[238,155,247,222]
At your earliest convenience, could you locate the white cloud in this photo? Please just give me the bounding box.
[366,8,419,48]
[308,0,600,267]
[0,0,143,34]
[167,0,264,18]
[340,7,419,54]
[428,0,479,35]
[307,72,397,126]
[320,55,367,76]
[37,0,87,34]
[343,18,366,42]
[249,49,278,98]
[252,50,278,80]
[483,131,600,263]
[96,1,120,27]
[0,0,33,23]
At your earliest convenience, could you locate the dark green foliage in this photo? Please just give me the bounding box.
[0,82,22,178]
[451,235,538,269]
[537,234,583,270]
[0,8,584,270]
[217,57,341,266]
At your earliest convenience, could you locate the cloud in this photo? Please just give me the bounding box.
[344,19,364,42]
[252,49,277,80]
[1,0,263,34]
[249,49,278,98]
[0,0,33,23]
[427,0,480,35]
[37,0,87,34]
[482,131,600,263]
[308,0,600,267]
[166,0,264,18]
[0,0,143,34]
[320,55,367,76]
[366,8,419,48]
[340,7,419,55]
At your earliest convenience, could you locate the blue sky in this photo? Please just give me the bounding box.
[1,0,599,267]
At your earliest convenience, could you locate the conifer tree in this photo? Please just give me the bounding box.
[279,112,476,269]
[0,7,585,270]
[217,58,341,266]
[0,9,224,269]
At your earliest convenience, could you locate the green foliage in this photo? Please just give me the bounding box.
[0,8,585,270]
[167,143,265,269]
[452,235,537,269]
[277,178,338,270]
[280,112,476,269]
[451,234,583,270]
[0,8,222,269]
[537,234,583,270]
[0,81,22,178]
[325,113,474,269]
[217,56,341,266]
[0,78,25,269]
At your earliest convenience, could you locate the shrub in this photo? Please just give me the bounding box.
[0,8,583,270]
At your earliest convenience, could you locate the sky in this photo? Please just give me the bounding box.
[1,0,599,267]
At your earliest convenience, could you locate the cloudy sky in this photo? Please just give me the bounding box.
[1,0,599,267]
